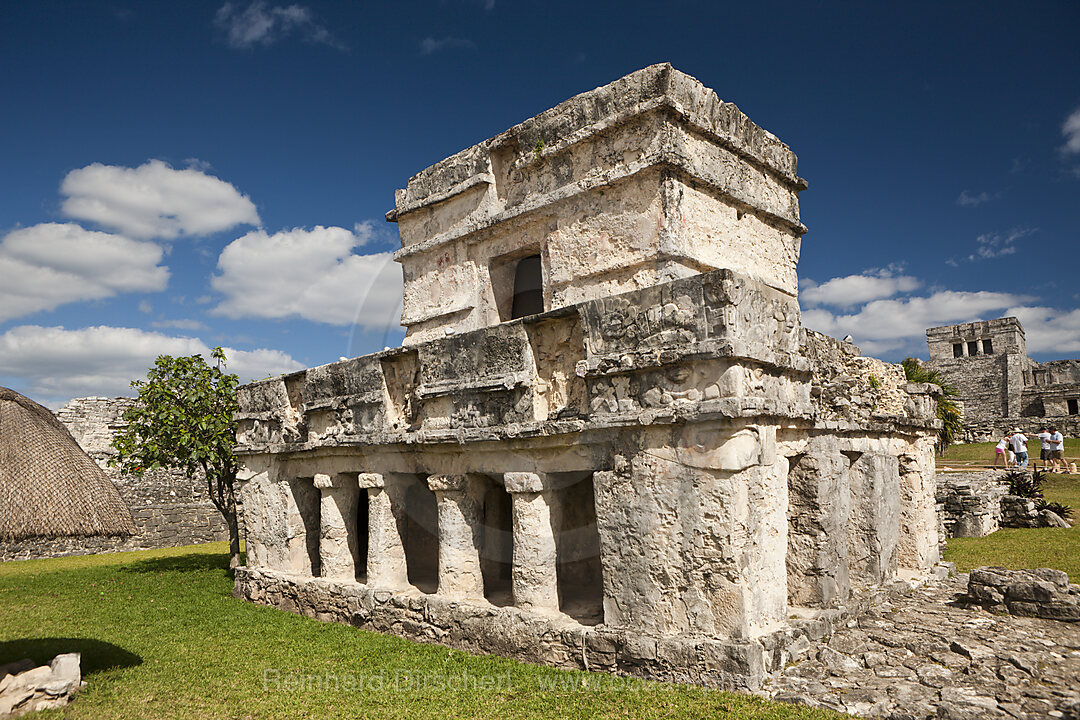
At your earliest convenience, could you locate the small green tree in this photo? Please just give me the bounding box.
[112,347,242,570]
[902,357,963,451]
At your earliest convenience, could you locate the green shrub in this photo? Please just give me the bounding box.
[1005,470,1045,499]
[1037,500,1074,521]
[902,358,962,450]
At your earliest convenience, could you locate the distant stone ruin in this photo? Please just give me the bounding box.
[925,317,1080,441]
[232,64,944,689]
[0,397,229,561]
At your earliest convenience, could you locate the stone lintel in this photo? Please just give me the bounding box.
[503,471,546,494]
[357,473,385,489]
[427,474,467,492]
[313,473,356,490]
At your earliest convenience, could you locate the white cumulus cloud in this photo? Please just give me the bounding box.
[0,223,169,322]
[1006,305,1080,355]
[214,2,344,50]
[60,160,260,240]
[210,225,403,329]
[800,269,920,308]
[0,325,303,407]
[802,290,1032,356]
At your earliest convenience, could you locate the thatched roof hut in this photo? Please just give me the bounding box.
[0,387,136,542]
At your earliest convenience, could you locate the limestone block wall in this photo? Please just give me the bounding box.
[388,64,808,345]
[926,318,1026,361]
[924,355,1012,426]
[0,397,230,561]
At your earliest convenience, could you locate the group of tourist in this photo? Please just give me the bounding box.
[992,426,1068,472]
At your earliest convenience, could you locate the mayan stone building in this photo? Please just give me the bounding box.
[925,318,1080,441]
[232,64,943,688]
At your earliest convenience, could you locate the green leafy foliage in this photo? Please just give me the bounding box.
[111,347,243,569]
[1037,500,1074,521]
[902,358,962,451]
[1004,470,1045,499]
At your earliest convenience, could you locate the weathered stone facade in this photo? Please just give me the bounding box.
[233,64,943,689]
[925,317,1080,441]
[0,397,229,561]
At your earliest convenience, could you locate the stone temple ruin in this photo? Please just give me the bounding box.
[232,64,943,688]
[925,317,1080,442]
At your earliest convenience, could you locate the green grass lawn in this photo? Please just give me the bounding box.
[940,441,1080,583]
[0,545,844,720]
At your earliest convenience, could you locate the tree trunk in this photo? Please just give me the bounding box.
[205,465,242,575]
[226,505,242,570]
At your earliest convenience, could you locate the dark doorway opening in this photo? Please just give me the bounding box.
[402,477,439,593]
[510,254,544,319]
[1069,399,1079,415]
[478,476,514,606]
[953,343,963,358]
[552,473,603,625]
[982,338,994,354]
[355,488,369,583]
[967,340,979,356]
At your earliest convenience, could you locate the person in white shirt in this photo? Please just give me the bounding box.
[1048,426,1065,473]
[1009,429,1029,469]
[993,436,1011,468]
[1034,427,1052,471]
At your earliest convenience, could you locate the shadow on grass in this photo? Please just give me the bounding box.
[119,552,236,576]
[0,637,141,674]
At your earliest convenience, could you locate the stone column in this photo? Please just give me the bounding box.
[362,473,409,590]
[314,473,360,581]
[427,474,483,598]
[504,472,559,612]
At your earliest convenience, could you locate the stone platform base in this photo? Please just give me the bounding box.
[233,567,889,690]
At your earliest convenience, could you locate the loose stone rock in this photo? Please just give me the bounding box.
[766,574,1080,719]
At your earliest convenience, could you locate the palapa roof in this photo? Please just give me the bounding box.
[0,387,136,542]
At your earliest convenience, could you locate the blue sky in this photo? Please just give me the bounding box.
[1,1,1078,406]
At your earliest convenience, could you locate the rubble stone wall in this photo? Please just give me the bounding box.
[937,473,1007,538]
[0,397,229,561]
